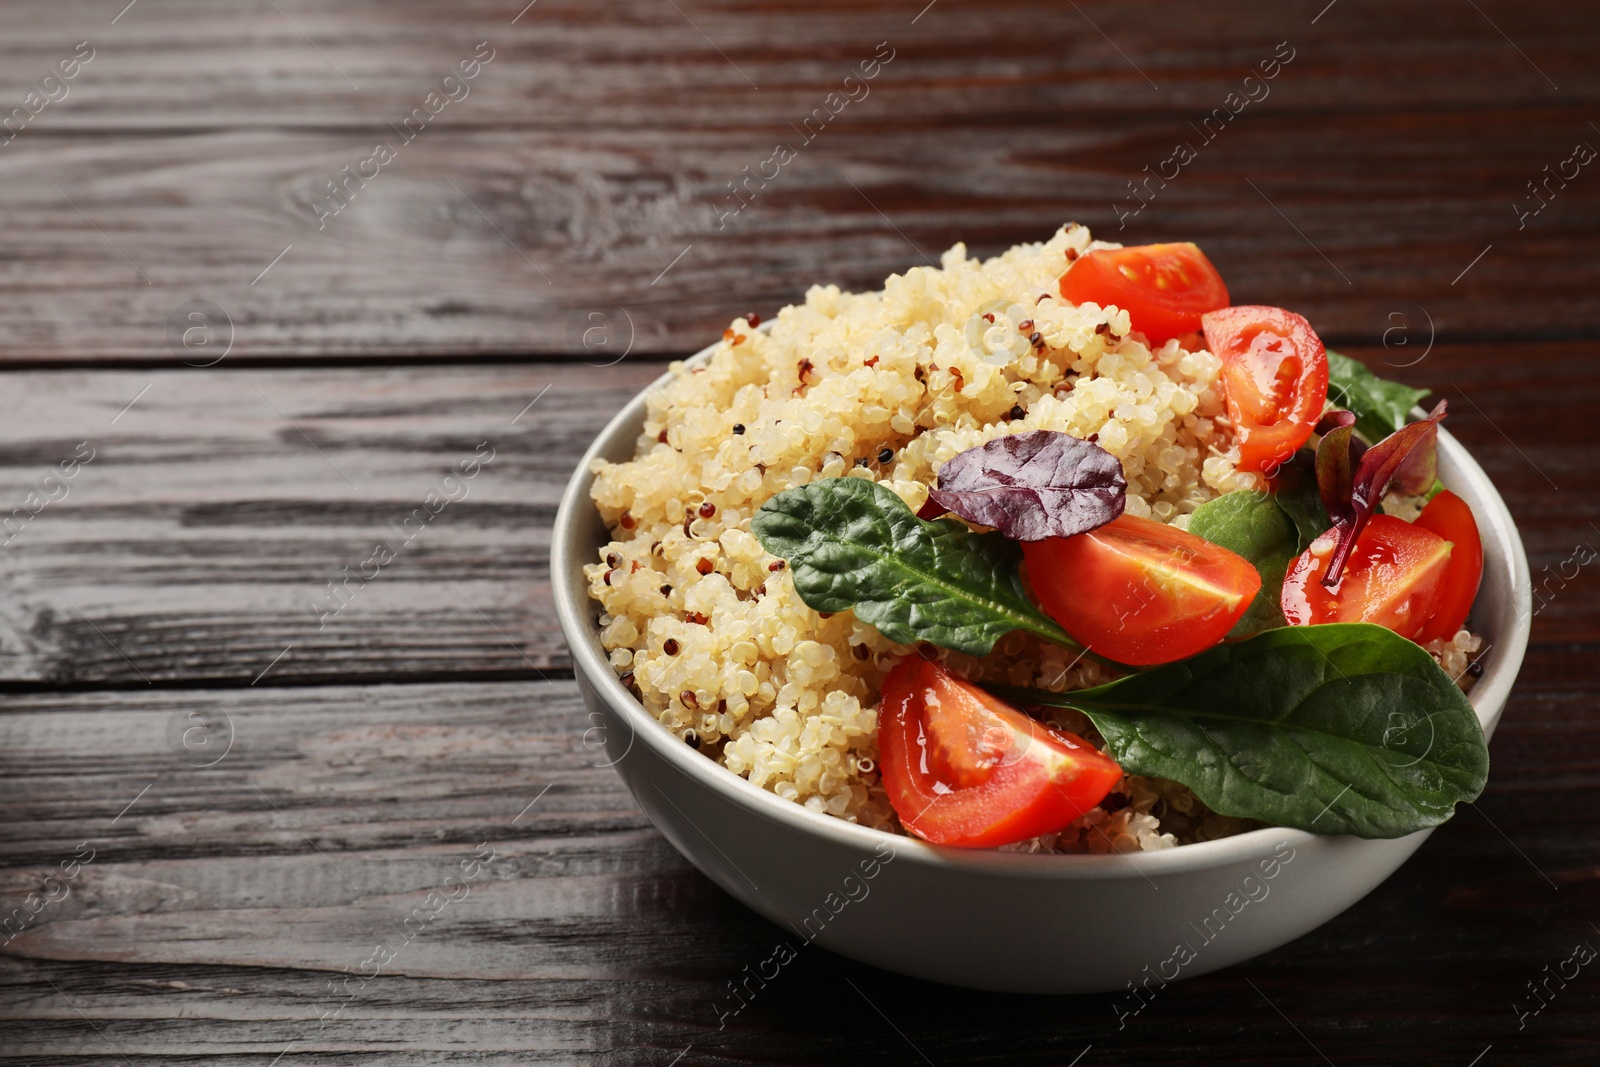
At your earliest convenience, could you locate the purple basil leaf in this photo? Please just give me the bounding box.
[1320,400,1448,587]
[925,429,1126,541]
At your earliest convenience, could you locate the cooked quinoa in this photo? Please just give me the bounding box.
[585,222,1480,852]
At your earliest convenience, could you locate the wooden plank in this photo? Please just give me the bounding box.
[0,361,660,686]
[0,677,1594,1063]
[0,342,1594,687]
[1,0,1590,130]
[0,2,1595,361]
[0,682,750,1062]
[2,117,1595,363]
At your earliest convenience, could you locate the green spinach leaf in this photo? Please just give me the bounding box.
[1187,490,1295,634]
[752,477,1077,656]
[1326,350,1432,444]
[1272,453,1333,551]
[990,623,1489,838]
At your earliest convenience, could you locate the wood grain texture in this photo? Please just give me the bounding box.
[0,0,1596,361]
[0,678,1595,1064]
[0,361,665,687]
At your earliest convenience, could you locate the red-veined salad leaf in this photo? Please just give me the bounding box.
[1390,428,1440,497]
[1316,408,1358,436]
[1317,400,1448,586]
[919,430,1126,541]
[1315,419,1361,520]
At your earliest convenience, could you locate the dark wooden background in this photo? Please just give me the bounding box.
[1,1,1596,1063]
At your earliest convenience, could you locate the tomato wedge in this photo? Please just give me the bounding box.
[1058,242,1229,345]
[1281,515,1452,639]
[1021,513,1261,666]
[1202,305,1329,475]
[878,656,1122,848]
[1412,490,1483,642]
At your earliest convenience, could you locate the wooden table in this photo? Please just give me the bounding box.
[1,1,1596,1063]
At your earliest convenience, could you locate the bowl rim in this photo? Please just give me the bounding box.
[552,339,1533,879]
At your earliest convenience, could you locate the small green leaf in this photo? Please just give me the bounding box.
[1272,454,1333,552]
[752,477,1076,656]
[990,623,1489,839]
[1187,490,1296,634]
[1326,350,1432,444]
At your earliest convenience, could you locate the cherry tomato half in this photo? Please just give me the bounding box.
[1412,490,1484,642]
[1202,305,1330,475]
[878,656,1122,848]
[1058,242,1230,345]
[1280,515,1452,640]
[1021,513,1261,666]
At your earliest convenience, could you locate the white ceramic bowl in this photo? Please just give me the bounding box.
[552,345,1531,994]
